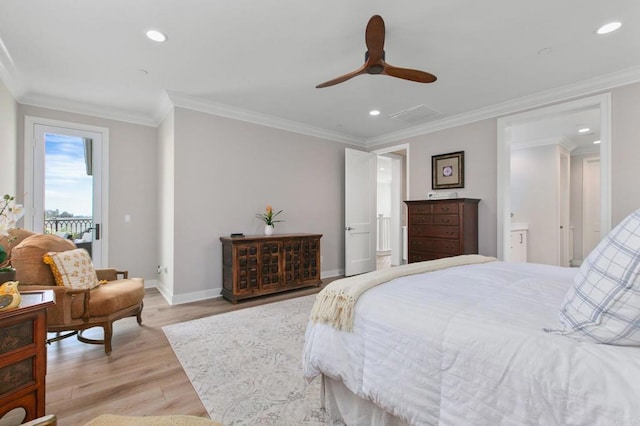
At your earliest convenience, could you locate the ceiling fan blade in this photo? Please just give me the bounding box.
[315,65,367,88]
[365,15,385,64]
[383,63,437,83]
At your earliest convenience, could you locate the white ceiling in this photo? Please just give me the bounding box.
[1,1,639,146]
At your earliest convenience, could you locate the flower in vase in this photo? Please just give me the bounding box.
[256,205,283,227]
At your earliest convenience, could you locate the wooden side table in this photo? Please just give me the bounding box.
[0,290,55,424]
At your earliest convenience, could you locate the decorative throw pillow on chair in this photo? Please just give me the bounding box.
[43,248,100,290]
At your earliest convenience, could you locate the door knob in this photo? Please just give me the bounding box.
[345,226,354,231]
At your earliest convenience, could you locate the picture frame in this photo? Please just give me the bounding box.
[432,151,465,189]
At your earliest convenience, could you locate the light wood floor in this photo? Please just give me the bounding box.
[45,281,337,426]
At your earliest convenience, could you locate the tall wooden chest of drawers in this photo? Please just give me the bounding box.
[0,290,54,424]
[405,199,480,263]
[220,234,322,303]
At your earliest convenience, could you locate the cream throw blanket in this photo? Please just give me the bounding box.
[310,254,497,332]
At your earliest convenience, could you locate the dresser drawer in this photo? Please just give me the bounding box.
[409,237,460,254]
[408,204,431,215]
[432,215,458,225]
[409,252,455,263]
[409,225,459,239]
[432,202,459,215]
[409,214,458,226]
[408,215,432,225]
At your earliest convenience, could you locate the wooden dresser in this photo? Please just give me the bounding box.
[0,290,54,424]
[220,234,322,303]
[405,199,480,263]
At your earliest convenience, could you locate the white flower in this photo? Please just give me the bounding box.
[0,195,25,236]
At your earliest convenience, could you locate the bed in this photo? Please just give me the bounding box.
[303,246,640,425]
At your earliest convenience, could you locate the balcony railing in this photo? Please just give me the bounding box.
[377,214,391,253]
[44,217,93,239]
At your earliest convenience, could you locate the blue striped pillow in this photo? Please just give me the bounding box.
[552,209,640,345]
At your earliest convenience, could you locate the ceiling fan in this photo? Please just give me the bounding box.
[315,15,437,88]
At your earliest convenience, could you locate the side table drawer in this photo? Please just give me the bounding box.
[0,357,34,396]
[0,320,34,355]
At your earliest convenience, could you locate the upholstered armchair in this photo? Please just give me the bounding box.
[7,233,145,355]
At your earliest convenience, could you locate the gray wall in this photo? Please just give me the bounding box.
[161,107,346,301]
[611,82,640,224]
[0,80,17,195]
[377,119,499,257]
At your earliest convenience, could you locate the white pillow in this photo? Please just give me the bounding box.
[550,209,640,345]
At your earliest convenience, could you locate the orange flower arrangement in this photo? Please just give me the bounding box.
[256,205,283,228]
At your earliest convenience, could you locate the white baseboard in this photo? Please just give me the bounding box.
[153,279,222,305]
[144,278,160,289]
[150,270,343,306]
[321,269,343,279]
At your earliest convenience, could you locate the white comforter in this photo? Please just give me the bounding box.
[302,261,640,426]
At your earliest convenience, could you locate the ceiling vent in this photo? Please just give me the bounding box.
[389,104,442,123]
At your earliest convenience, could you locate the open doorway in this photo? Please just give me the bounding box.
[497,94,611,264]
[374,144,409,270]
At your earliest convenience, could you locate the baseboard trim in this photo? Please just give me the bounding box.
[144,278,160,289]
[321,269,343,279]
[153,280,223,305]
[151,271,343,305]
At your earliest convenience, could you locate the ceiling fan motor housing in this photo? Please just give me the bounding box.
[365,50,385,74]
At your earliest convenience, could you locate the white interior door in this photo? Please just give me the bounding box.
[345,148,376,276]
[583,157,601,257]
[25,117,108,267]
[558,148,571,267]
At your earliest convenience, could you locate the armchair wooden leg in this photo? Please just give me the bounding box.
[103,322,113,355]
[76,324,112,355]
[136,303,143,325]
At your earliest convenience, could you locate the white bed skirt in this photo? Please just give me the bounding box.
[323,375,409,426]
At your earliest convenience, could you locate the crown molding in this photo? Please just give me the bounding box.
[4,60,639,144]
[153,91,175,124]
[166,91,365,146]
[17,92,158,127]
[365,65,640,148]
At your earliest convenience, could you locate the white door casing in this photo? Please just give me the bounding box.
[558,147,571,266]
[24,116,109,267]
[345,148,376,276]
[497,93,611,261]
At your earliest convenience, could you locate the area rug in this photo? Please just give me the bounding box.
[163,295,342,426]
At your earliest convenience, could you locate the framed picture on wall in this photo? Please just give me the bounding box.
[432,151,464,189]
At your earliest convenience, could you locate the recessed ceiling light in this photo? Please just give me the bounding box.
[146,29,167,42]
[369,110,381,116]
[596,22,622,35]
[593,140,601,144]
[578,127,590,133]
